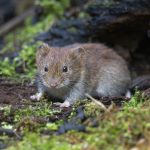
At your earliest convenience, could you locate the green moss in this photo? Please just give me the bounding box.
[35,0,70,17]
[0,57,17,76]
[13,101,61,122]
[84,101,104,117]
[0,94,149,149]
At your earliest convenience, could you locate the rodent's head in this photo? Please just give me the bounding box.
[36,43,85,89]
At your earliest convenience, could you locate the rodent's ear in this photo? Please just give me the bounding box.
[73,47,85,58]
[37,43,51,57]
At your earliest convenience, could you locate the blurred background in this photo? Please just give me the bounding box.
[0,0,150,80]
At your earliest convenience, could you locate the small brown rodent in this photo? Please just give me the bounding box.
[31,43,131,107]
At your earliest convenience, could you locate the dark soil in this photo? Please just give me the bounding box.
[0,76,150,106]
[0,77,36,105]
[0,77,127,107]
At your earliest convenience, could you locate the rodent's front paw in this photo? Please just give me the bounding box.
[53,101,71,108]
[30,92,43,101]
[60,101,70,108]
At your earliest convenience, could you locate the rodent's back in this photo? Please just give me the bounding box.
[66,43,131,96]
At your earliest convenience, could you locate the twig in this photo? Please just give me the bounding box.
[0,128,20,139]
[85,93,107,111]
[0,7,35,37]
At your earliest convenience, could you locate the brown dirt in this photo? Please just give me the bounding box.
[0,76,149,107]
[0,77,36,105]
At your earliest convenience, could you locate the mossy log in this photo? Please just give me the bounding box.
[37,0,150,49]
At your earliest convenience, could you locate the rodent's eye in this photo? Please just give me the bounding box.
[44,66,48,72]
[62,66,68,72]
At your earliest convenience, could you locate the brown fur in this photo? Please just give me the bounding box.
[32,43,131,105]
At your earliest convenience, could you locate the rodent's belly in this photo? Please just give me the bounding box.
[45,87,69,100]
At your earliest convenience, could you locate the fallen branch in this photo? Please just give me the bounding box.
[0,7,35,37]
[0,128,20,138]
[85,93,107,111]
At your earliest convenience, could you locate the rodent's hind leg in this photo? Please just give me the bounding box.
[53,101,71,108]
[96,81,127,97]
[30,92,43,101]
[125,90,131,98]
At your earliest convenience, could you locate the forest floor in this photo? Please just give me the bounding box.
[0,77,35,105]
[0,77,150,150]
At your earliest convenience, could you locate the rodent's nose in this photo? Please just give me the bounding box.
[50,81,58,87]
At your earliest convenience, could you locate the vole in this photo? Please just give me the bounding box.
[30,43,131,107]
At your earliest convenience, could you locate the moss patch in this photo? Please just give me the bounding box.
[0,92,149,150]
